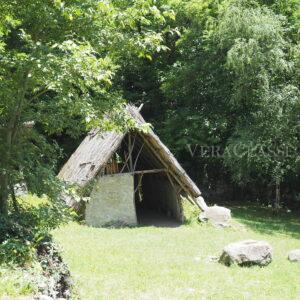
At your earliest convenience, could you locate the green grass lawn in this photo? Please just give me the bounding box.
[0,266,39,297]
[53,203,300,300]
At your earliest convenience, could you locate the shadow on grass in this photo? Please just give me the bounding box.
[228,202,300,239]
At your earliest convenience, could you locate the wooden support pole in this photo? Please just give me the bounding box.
[110,168,166,176]
[132,168,166,175]
[128,133,133,172]
[133,144,144,171]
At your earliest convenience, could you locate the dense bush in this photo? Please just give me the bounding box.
[0,199,72,266]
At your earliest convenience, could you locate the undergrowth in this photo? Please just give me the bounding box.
[182,198,200,225]
[0,195,75,298]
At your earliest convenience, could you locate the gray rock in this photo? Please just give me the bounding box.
[219,240,272,266]
[288,249,300,262]
[199,205,231,224]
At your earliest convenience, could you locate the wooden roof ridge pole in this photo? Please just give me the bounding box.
[194,195,208,211]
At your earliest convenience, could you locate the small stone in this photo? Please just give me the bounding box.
[213,222,231,229]
[206,255,219,263]
[219,240,272,267]
[288,249,300,262]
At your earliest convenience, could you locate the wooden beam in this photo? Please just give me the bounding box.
[132,169,166,175]
[106,168,166,176]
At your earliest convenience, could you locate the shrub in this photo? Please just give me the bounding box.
[182,198,200,225]
[0,197,73,266]
[0,238,35,266]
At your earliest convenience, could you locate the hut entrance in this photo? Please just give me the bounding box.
[92,132,185,226]
[134,172,182,226]
[109,132,184,226]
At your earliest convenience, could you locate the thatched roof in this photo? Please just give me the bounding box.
[58,105,201,199]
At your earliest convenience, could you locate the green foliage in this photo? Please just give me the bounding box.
[0,238,35,266]
[0,195,71,266]
[0,0,174,215]
[212,1,300,188]
[0,0,298,214]
[144,0,300,203]
[0,265,40,297]
[182,198,200,225]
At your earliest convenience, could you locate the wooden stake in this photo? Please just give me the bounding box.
[128,133,133,172]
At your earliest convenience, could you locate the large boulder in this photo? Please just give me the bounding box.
[288,249,300,262]
[219,240,272,266]
[199,205,231,226]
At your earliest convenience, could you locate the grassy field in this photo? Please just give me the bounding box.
[53,203,300,300]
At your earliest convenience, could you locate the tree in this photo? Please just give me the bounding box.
[0,0,175,215]
[155,0,299,205]
[214,1,300,208]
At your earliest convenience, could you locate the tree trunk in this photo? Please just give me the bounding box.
[273,180,281,212]
[0,174,9,216]
[0,128,12,216]
[0,70,29,217]
[10,184,19,213]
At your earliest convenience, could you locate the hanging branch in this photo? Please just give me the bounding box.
[134,173,144,202]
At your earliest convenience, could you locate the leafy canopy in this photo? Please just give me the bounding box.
[0,0,175,214]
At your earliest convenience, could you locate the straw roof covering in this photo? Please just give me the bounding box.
[58,105,201,199]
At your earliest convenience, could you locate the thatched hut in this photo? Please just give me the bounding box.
[58,105,206,227]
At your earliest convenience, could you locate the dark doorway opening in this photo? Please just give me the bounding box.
[109,132,184,227]
[134,173,183,227]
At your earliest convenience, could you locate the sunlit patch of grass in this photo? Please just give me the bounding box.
[0,264,41,297]
[53,203,300,300]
